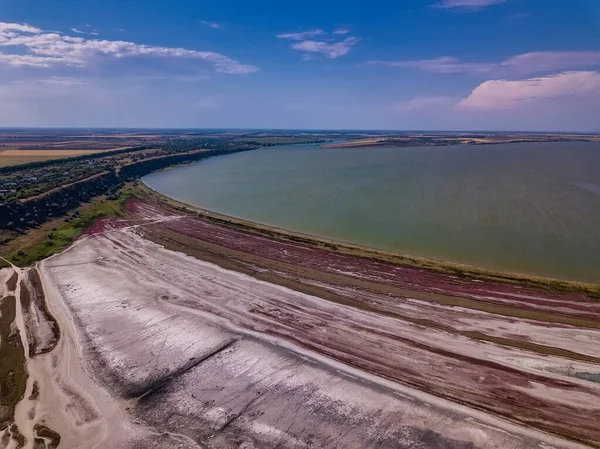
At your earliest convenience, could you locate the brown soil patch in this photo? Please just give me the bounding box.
[6,271,18,291]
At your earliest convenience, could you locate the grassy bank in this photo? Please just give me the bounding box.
[1,186,136,268]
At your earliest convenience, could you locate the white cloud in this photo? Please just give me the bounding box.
[278,29,359,59]
[458,71,600,109]
[201,21,221,29]
[0,21,258,74]
[371,51,600,77]
[432,0,507,9]
[501,52,600,76]
[0,53,64,67]
[276,29,324,40]
[383,73,600,131]
[291,37,359,59]
[0,22,41,34]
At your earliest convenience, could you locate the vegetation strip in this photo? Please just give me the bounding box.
[4,188,132,267]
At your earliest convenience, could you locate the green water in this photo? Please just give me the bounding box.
[143,142,600,283]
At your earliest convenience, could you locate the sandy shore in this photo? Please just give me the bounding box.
[3,193,600,448]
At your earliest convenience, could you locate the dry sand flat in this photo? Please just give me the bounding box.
[27,202,600,449]
[1,260,144,449]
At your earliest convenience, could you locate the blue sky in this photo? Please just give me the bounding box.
[1,0,599,131]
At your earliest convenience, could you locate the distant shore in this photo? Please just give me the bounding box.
[321,133,600,149]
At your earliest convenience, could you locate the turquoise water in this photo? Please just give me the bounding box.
[143,142,600,283]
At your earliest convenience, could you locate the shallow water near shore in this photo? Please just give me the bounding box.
[144,142,600,283]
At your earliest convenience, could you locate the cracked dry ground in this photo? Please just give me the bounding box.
[5,196,600,448]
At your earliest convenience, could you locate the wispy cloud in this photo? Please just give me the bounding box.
[201,21,221,29]
[392,96,458,112]
[372,56,490,73]
[71,27,99,36]
[278,29,359,59]
[12,76,85,87]
[370,51,600,77]
[432,0,507,9]
[458,71,600,109]
[0,21,258,74]
[276,29,324,40]
[333,28,350,35]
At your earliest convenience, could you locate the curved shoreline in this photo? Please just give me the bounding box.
[5,176,600,448]
[138,180,600,298]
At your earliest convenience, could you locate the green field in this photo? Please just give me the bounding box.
[5,188,132,267]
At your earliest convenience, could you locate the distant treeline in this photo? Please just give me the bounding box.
[0,147,252,231]
[0,171,121,230]
[118,148,247,180]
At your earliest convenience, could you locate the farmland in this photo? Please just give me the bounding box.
[0,149,119,168]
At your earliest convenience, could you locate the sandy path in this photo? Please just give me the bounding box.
[12,265,35,448]
[1,254,144,448]
[24,259,145,449]
[1,260,35,447]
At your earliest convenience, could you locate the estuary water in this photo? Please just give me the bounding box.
[143,142,600,283]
